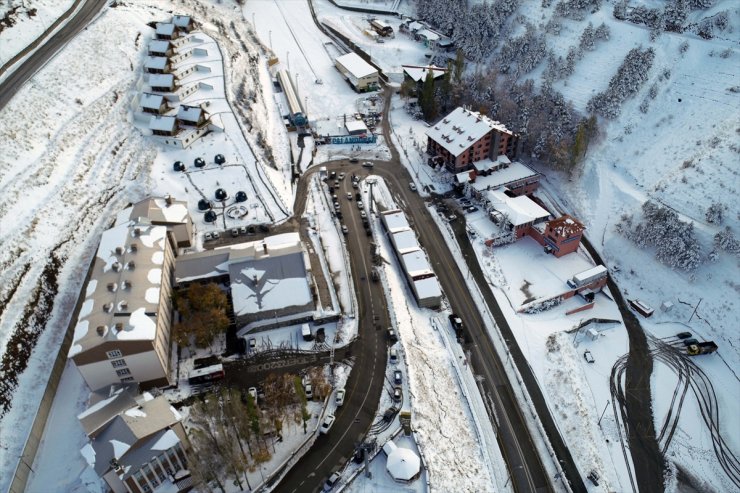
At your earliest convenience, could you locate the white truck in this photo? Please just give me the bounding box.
[567,265,607,289]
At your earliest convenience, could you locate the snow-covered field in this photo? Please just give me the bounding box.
[0,0,75,77]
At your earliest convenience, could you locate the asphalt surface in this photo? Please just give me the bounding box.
[273,166,392,493]
[0,0,109,110]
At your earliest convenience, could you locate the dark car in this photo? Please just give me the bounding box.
[392,387,402,402]
[349,157,359,163]
[387,328,398,342]
[682,338,699,346]
[393,370,402,384]
[676,332,692,339]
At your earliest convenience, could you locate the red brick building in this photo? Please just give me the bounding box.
[529,215,585,257]
[426,107,520,172]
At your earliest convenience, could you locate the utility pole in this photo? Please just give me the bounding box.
[598,400,610,428]
[268,30,273,51]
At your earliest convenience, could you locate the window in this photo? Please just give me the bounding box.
[111,359,127,368]
[116,368,131,377]
[121,377,135,383]
[106,349,122,359]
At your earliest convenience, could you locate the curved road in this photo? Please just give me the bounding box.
[276,90,557,492]
[0,0,108,110]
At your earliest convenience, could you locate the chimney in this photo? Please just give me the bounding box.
[130,243,138,252]
[104,302,113,313]
[252,275,258,285]
[115,246,124,255]
[115,322,124,332]
[134,227,141,237]
[112,262,122,272]
[120,301,128,311]
[96,326,106,336]
[263,242,268,255]
[165,195,173,205]
[127,261,135,270]
[107,283,116,292]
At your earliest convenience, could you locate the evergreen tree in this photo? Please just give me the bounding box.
[420,70,438,121]
[454,49,465,84]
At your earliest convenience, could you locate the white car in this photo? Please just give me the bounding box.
[362,161,374,168]
[305,383,313,399]
[335,389,346,407]
[319,414,336,434]
[248,387,258,403]
[409,182,417,192]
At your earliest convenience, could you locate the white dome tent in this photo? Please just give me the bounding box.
[383,440,421,482]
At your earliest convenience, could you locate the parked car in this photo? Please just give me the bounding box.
[447,214,457,222]
[212,231,221,239]
[259,224,270,233]
[323,472,340,491]
[305,383,313,399]
[341,224,349,235]
[583,350,595,363]
[319,414,336,434]
[676,332,692,339]
[362,161,374,168]
[204,232,213,241]
[352,181,359,189]
[347,193,353,200]
[335,389,346,407]
[387,327,398,342]
[248,387,258,403]
[329,171,337,179]
[338,172,345,180]
[248,337,256,350]
[239,226,247,235]
[231,228,239,237]
[392,387,402,402]
[371,268,380,282]
[357,201,364,210]
[389,347,398,364]
[466,206,479,213]
[393,370,402,384]
[355,192,362,200]
[409,182,417,192]
[349,157,359,163]
[360,210,367,219]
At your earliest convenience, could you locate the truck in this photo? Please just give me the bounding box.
[319,166,328,181]
[687,341,718,356]
[301,323,313,341]
[567,265,608,289]
[370,19,394,37]
[628,299,654,318]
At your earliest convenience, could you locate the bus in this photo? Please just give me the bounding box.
[628,299,654,318]
[188,363,225,386]
[370,19,394,37]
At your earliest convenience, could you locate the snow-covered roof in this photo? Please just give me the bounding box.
[413,276,442,302]
[148,40,170,54]
[345,119,368,134]
[455,170,473,184]
[69,220,169,358]
[401,250,434,279]
[176,233,313,318]
[573,265,607,284]
[177,104,203,122]
[484,190,550,226]
[381,209,411,234]
[148,73,175,89]
[408,21,424,32]
[155,23,176,36]
[80,395,182,478]
[140,93,165,110]
[124,197,190,225]
[416,28,439,41]
[385,440,421,481]
[391,230,419,255]
[402,65,447,82]
[336,52,377,79]
[426,107,515,158]
[144,56,168,71]
[547,214,585,238]
[469,160,538,192]
[172,15,192,28]
[149,115,177,132]
[78,384,139,438]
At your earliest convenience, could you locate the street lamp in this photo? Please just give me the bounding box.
[286,51,290,74]
[252,12,255,30]
[269,30,273,51]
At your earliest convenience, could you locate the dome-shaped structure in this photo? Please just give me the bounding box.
[235,191,247,203]
[194,157,206,168]
[204,210,217,223]
[198,199,212,211]
[173,161,185,172]
[215,154,226,165]
[215,188,228,201]
[384,441,420,482]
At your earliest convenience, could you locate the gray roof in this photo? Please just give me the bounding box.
[177,105,203,122]
[155,23,176,36]
[148,40,170,54]
[172,15,192,28]
[426,107,514,158]
[149,73,175,89]
[175,250,230,283]
[144,56,169,71]
[78,384,139,438]
[140,93,165,110]
[149,115,177,132]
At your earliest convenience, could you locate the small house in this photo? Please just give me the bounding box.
[139,93,169,115]
[149,115,178,136]
[144,56,171,74]
[148,40,172,57]
[176,104,207,127]
[484,190,550,239]
[335,52,379,93]
[149,73,176,92]
[534,215,585,258]
[402,64,447,90]
[155,22,178,40]
[172,15,194,33]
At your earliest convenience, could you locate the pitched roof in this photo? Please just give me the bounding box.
[149,73,175,89]
[402,65,447,82]
[140,93,165,110]
[155,23,176,36]
[144,56,169,71]
[426,107,515,158]
[484,190,550,226]
[68,220,169,358]
[149,115,177,132]
[172,15,192,28]
[177,105,203,122]
[336,52,377,79]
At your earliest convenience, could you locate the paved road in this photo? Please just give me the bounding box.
[273,165,392,493]
[0,0,108,110]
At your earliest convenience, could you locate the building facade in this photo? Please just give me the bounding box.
[426,107,520,172]
[529,215,585,258]
[335,52,379,92]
